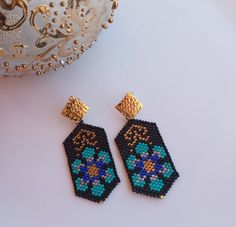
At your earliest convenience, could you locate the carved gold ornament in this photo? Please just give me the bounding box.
[115,92,144,120]
[0,0,118,77]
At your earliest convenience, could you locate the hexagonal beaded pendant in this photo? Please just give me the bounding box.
[115,93,179,198]
[62,97,120,202]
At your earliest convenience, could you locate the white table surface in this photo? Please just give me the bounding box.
[0,1,236,227]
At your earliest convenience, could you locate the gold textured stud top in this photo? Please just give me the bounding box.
[62,96,89,123]
[115,92,144,120]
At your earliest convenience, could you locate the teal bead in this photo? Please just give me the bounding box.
[82,147,95,159]
[91,184,105,197]
[98,150,111,164]
[149,179,164,192]
[163,162,174,178]
[75,178,88,192]
[71,159,82,174]
[126,155,137,170]
[105,168,115,183]
[153,145,167,158]
[132,173,146,187]
[135,142,149,154]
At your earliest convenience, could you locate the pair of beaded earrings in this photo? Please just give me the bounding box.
[62,92,179,203]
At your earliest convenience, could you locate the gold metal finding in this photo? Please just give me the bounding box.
[112,0,119,10]
[115,92,144,120]
[62,96,89,123]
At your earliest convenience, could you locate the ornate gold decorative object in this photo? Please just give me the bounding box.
[62,96,89,123]
[115,92,144,120]
[0,0,118,77]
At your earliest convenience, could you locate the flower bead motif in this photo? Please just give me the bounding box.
[71,147,115,195]
[116,119,179,198]
[126,142,174,192]
[64,122,120,202]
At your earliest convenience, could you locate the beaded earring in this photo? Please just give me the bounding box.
[62,96,120,202]
[115,92,179,199]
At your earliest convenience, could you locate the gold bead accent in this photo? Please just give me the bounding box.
[102,24,108,29]
[115,92,144,120]
[112,0,119,10]
[15,66,20,71]
[108,18,113,23]
[4,62,9,67]
[73,40,79,45]
[62,96,89,123]
[49,2,55,8]
[60,1,66,7]
[60,23,65,29]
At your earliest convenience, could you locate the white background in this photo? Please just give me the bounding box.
[0,0,236,227]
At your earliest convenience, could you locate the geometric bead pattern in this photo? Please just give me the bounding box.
[64,122,120,202]
[115,119,179,198]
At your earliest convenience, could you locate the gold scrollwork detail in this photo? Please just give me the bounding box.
[30,5,69,49]
[0,0,118,77]
[73,129,98,155]
[0,0,28,31]
[124,125,150,147]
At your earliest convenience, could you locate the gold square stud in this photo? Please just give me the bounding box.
[62,96,89,123]
[115,92,143,120]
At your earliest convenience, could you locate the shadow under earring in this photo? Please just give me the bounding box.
[62,96,120,203]
[115,92,179,199]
